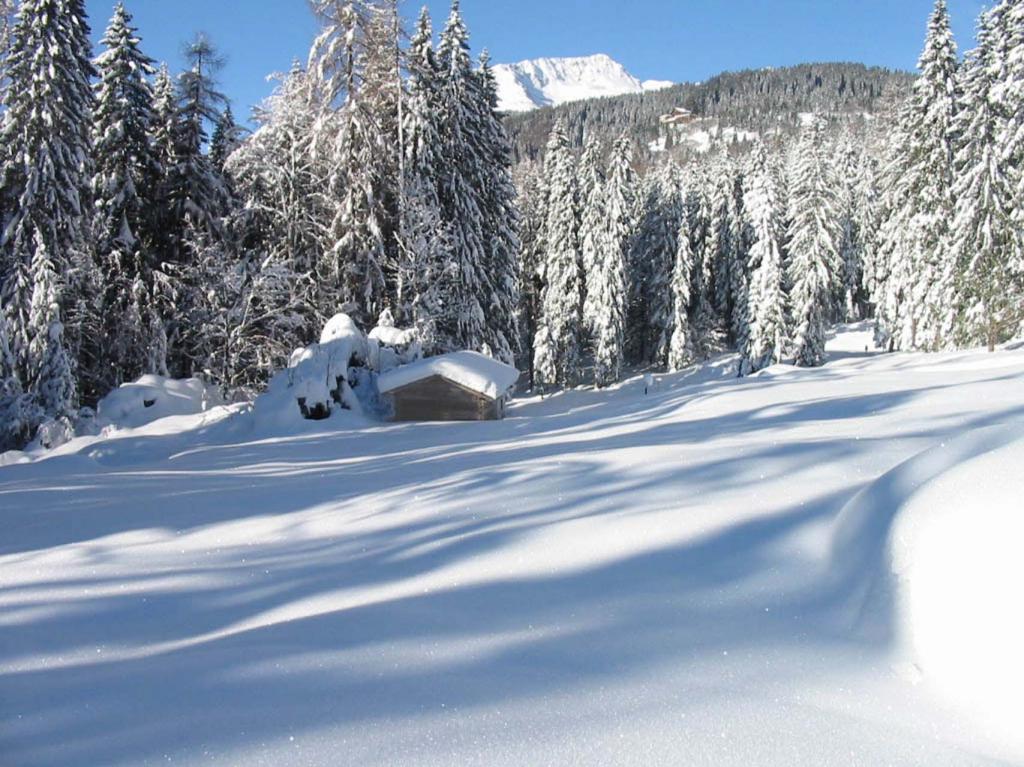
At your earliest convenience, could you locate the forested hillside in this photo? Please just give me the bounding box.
[504,62,916,165]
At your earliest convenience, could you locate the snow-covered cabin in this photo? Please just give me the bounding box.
[377,351,520,422]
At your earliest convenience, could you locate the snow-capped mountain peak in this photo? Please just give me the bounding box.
[492,53,673,112]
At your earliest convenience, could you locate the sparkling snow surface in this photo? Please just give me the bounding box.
[2,324,1023,766]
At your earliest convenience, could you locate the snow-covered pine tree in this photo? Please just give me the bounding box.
[0,308,16,400]
[992,0,1024,336]
[0,306,38,450]
[634,162,683,368]
[92,2,164,388]
[533,117,582,388]
[434,0,493,355]
[875,0,959,351]
[311,0,390,325]
[787,119,841,367]
[683,164,716,356]
[587,134,633,386]
[27,229,76,418]
[667,207,696,372]
[398,7,450,352]
[472,50,521,365]
[705,160,735,323]
[0,0,14,93]
[999,0,1024,236]
[34,317,76,426]
[727,167,752,363]
[834,137,866,321]
[0,0,95,416]
[170,33,229,249]
[210,106,244,176]
[744,141,789,373]
[149,64,178,263]
[360,0,403,301]
[514,160,547,385]
[579,134,607,342]
[164,33,234,377]
[949,3,1021,350]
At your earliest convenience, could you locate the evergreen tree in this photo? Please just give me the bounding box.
[170,32,229,250]
[579,134,607,338]
[875,0,959,350]
[667,210,696,372]
[0,308,16,400]
[533,118,581,388]
[683,165,717,356]
[514,160,547,385]
[834,137,866,321]
[25,230,77,422]
[705,163,734,322]
[727,167,752,361]
[312,0,390,324]
[473,50,521,364]
[210,106,244,175]
[165,33,231,376]
[631,163,682,367]
[149,63,179,264]
[398,7,450,351]
[787,120,841,367]
[0,0,95,418]
[434,0,493,354]
[998,0,1024,284]
[949,4,1022,350]
[92,2,163,388]
[744,142,789,372]
[587,134,633,386]
[0,0,14,92]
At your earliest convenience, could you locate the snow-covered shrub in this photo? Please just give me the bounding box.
[0,393,44,452]
[367,308,421,374]
[254,313,377,426]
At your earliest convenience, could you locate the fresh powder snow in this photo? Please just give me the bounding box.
[2,326,1023,766]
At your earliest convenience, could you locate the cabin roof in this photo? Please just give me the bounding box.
[377,351,520,400]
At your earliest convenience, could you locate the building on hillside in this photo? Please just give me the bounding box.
[377,351,520,422]
[659,107,698,127]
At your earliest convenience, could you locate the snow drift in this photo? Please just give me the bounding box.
[832,422,1024,744]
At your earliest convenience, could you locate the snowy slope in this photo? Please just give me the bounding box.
[2,325,1024,766]
[493,54,673,112]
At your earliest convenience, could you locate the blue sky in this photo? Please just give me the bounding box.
[84,0,988,121]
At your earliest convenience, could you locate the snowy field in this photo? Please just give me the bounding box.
[2,324,1023,767]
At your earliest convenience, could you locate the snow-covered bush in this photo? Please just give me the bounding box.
[254,313,380,426]
[368,308,422,374]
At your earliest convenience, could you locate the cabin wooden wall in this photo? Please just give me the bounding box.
[387,375,501,422]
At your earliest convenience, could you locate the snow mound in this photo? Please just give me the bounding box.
[96,376,222,431]
[253,313,371,429]
[377,351,520,399]
[368,324,416,348]
[832,421,1024,743]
